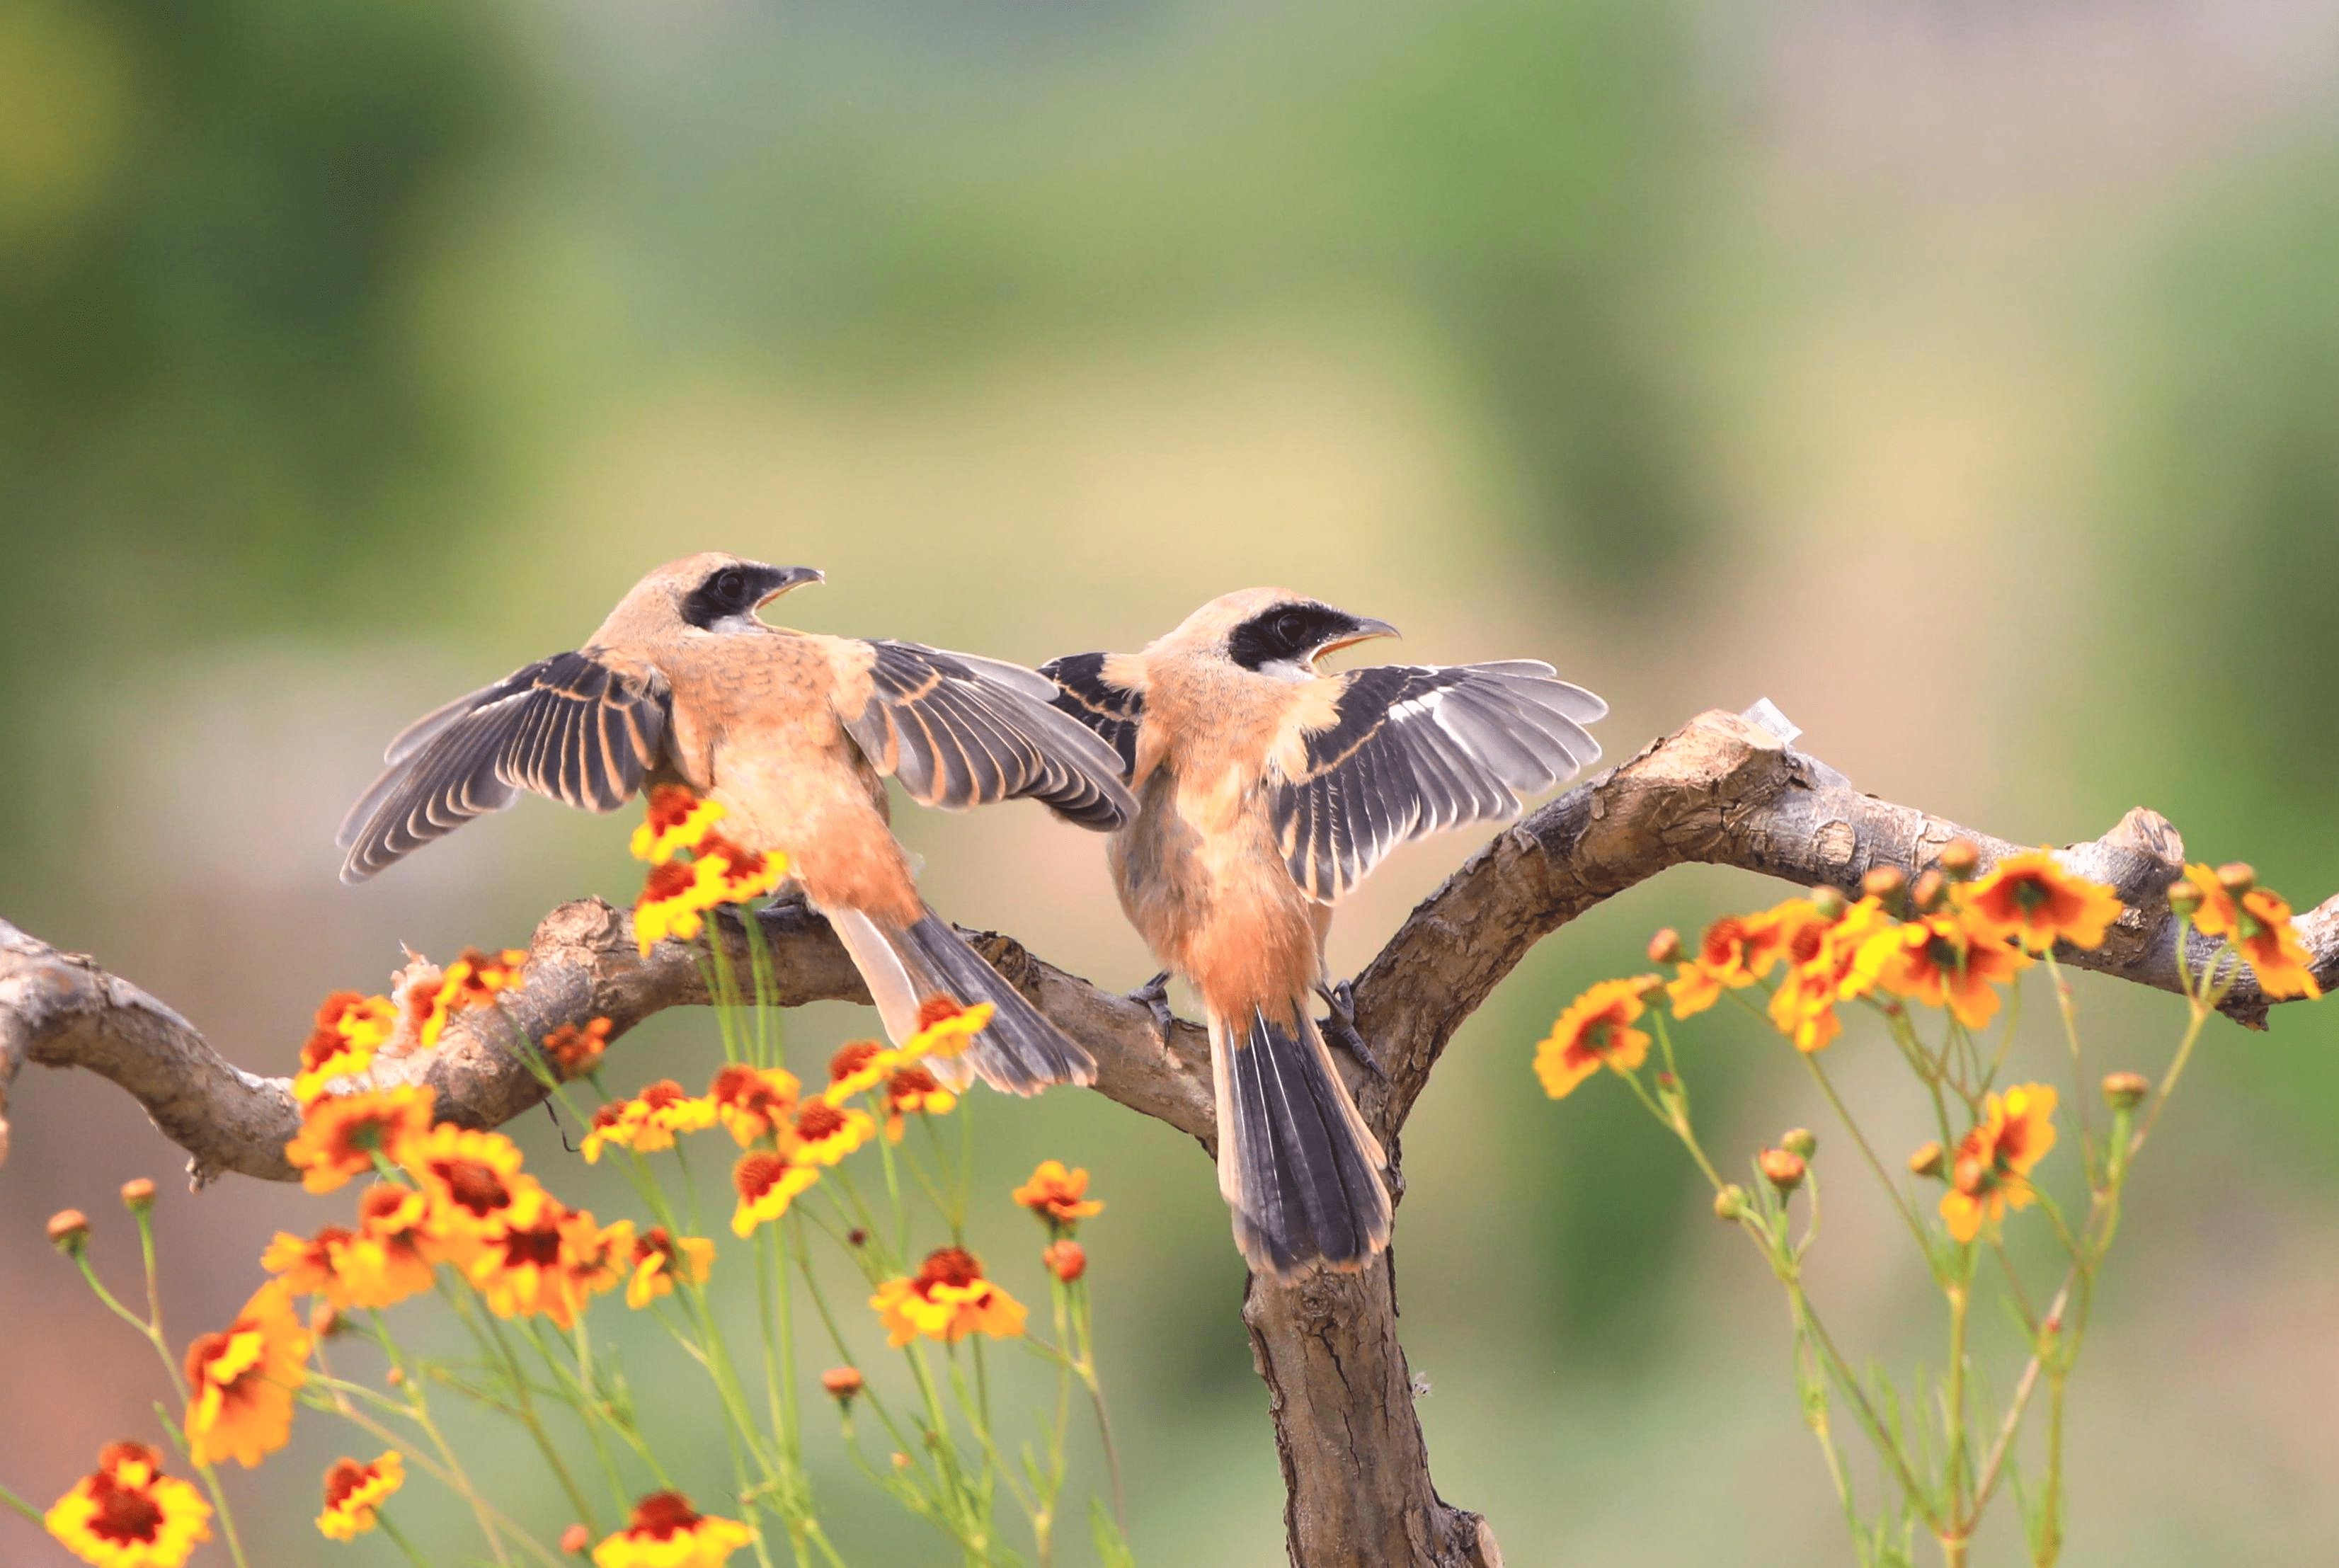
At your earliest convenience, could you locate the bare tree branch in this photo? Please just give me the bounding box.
[4,706,2326,1567]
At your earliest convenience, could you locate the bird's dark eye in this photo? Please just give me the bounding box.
[1275,613,1308,648]
[714,569,747,604]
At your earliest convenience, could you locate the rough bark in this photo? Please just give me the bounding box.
[3,706,2328,1567]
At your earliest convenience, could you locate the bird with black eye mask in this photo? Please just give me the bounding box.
[1043,589,1606,1276]
[339,551,1136,1094]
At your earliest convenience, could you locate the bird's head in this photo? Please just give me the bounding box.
[1162,588,1399,681]
[605,553,825,640]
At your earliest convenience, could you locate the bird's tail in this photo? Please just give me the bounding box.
[1209,1001,1392,1277]
[827,904,1097,1096]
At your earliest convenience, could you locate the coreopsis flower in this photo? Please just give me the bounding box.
[789,1099,874,1166]
[1043,1239,1087,1283]
[631,785,727,865]
[1533,977,1656,1100]
[403,1124,534,1264]
[1854,908,2029,1031]
[822,1041,898,1104]
[1012,1160,1104,1231]
[292,992,397,1104]
[184,1282,311,1468]
[560,1211,636,1308]
[1766,895,1892,1053]
[2180,864,2322,999]
[261,1227,354,1302]
[627,1227,716,1309]
[708,1064,801,1145]
[540,1017,615,1080]
[45,1442,212,1568]
[1939,1083,2058,1243]
[900,996,994,1065]
[316,1451,404,1541]
[285,1087,437,1194]
[871,1247,1027,1346]
[731,1151,820,1237]
[879,1065,956,1142]
[697,830,786,905]
[440,947,530,1012]
[467,1187,600,1327]
[335,1183,435,1307]
[583,1081,718,1162]
[1964,851,2123,952]
[634,855,733,954]
[592,1492,755,1568]
[1664,914,1767,1017]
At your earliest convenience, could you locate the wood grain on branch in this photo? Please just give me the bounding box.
[4,706,2328,1567]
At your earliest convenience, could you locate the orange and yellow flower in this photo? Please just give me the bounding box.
[592,1492,755,1568]
[539,1017,614,1080]
[631,785,728,865]
[821,1041,898,1104]
[316,1451,404,1541]
[184,1282,311,1469]
[730,1151,820,1237]
[583,1081,719,1162]
[871,1247,1027,1346]
[1965,852,2124,952]
[403,949,530,1052]
[284,1087,436,1194]
[466,1189,629,1329]
[900,996,994,1065]
[1766,895,1893,1053]
[335,1184,436,1307]
[261,1226,355,1303]
[402,1123,534,1264]
[697,830,786,906]
[634,856,734,954]
[627,1227,716,1309]
[1533,978,1656,1100]
[708,1064,801,1145]
[1011,1160,1104,1230]
[292,992,397,1104]
[45,1441,212,1568]
[1854,909,2029,1031]
[789,1100,874,1166]
[1939,1083,2059,1242]
[879,1065,956,1142]
[2182,865,2322,1000]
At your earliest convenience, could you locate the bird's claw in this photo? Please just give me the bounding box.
[1128,971,1177,1049]
[1316,979,1388,1082]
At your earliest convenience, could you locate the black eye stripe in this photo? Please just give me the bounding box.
[682,566,774,629]
[1228,603,1357,671]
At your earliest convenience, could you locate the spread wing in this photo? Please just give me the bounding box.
[1036,651,1143,778]
[1273,661,1605,902]
[338,651,670,882]
[838,641,1135,830]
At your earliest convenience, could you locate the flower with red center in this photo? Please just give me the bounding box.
[316,1451,404,1541]
[440,947,530,1011]
[1939,1083,2058,1243]
[2181,865,2323,1000]
[1533,978,1657,1101]
[1012,1160,1104,1231]
[292,992,398,1105]
[1855,908,2030,1030]
[708,1064,801,1146]
[45,1441,212,1568]
[1042,1239,1086,1283]
[334,1184,436,1307]
[879,1065,956,1142]
[900,996,995,1065]
[183,1282,311,1469]
[285,1087,437,1194]
[631,785,729,865]
[539,1017,615,1080]
[261,1226,356,1302]
[627,1227,716,1309]
[697,830,787,906]
[790,1099,874,1166]
[1664,915,1764,1018]
[871,1247,1028,1346]
[593,1492,755,1568]
[634,856,733,954]
[561,1212,636,1308]
[467,1186,595,1327]
[1964,851,2124,952]
[583,1081,718,1162]
[401,1123,535,1264]
[822,1040,898,1104]
[1766,895,1893,1053]
[730,1151,820,1237]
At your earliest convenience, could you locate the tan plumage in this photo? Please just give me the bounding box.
[341,552,1136,1093]
[1043,589,1606,1275]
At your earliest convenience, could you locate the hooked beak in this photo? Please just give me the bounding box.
[1313,615,1400,666]
[755,566,825,608]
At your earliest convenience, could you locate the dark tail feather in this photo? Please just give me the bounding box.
[1214,1004,1391,1276]
[895,911,1097,1095]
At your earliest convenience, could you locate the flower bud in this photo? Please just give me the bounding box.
[1809,885,1848,922]
[2101,1071,2150,1112]
[891,1452,913,1470]
[1910,869,1948,914]
[560,1523,592,1555]
[119,1178,156,1216]
[1863,865,1909,911]
[2165,876,2202,916]
[1043,1239,1087,1283]
[821,1366,864,1406]
[846,1227,869,1249]
[310,1303,346,1339]
[1938,840,1981,881]
[1647,927,1684,965]
[2215,862,2255,896]
[1758,1148,1807,1193]
[1655,1070,1679,1094]
[47,1209,90,1254]
[1908,1141,1945,1180]
[385,1367,405,1387]
[1633,972,1668,1006]
[1781,1127,1817,1159]
[1713,1184,1749,1220]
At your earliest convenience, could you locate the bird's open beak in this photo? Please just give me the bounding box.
[1313,616,1400,666]
[756,566,825,608]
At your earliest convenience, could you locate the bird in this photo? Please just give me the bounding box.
[338,551,1137,1094]
[1041,590,1605,1275]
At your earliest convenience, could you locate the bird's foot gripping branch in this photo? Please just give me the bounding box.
[4,709,2336,1567]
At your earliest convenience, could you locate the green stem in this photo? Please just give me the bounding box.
[0,1480,42,1523]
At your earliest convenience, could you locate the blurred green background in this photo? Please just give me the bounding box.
[6,0,2339,1562]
